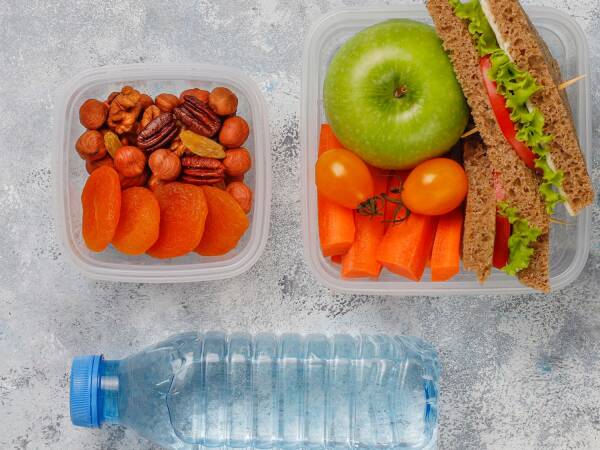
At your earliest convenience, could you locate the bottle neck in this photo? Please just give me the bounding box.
[98,359,121,426]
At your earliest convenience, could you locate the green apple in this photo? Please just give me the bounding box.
[324,19,468,169]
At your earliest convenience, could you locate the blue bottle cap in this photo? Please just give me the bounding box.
[70,355,103,428]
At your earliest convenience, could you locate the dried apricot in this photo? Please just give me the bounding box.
[81,166,121,252]
[147,183,208,259]
[195,186,249,256]
[112,187,160,255]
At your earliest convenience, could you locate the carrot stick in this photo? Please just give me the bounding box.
[341,167,388,279]
[430,208,463,282]
[331,254,343,264]
[376,213,438,281]
[318,124,343,156]
[317,124,355,257]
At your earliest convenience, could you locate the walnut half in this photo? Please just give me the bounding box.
[107,86,142,135]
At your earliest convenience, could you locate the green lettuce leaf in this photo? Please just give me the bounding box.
[449,0,565,214]
[489,52,565,214]
[498,202,542,276]
[449,0,499,56]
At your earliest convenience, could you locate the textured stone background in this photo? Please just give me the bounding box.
[0,0,599,449]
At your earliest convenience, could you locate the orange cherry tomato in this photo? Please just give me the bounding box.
[316,149,374,209]
[402,158,468,216]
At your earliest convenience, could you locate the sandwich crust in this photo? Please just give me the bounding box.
[518,232,550,293]
[427,0,548,234]
[485,0,594,215]
[462,138,496,283]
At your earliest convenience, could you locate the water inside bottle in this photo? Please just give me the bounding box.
[117,332,438,449]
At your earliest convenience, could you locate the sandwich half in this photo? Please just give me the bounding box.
[427,0,593,216]
[428,0,593,291]
[462,138,549,291]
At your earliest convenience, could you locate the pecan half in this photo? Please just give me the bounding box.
[137,112,180,152]
[174,95,221,137]
[181,155,225,186]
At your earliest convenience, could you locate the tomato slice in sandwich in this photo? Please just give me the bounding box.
[493,215,511,270]
[492,171,510,270]
[480,55,536,169]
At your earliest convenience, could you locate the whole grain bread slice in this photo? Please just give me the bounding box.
[427,0,548,235]
[463,138,496,283]
[518,232,550,293]
[485,0,594,215]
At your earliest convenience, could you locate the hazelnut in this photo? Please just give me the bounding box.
[149,149,181,181]
[147,174,168,191]
[138,94,154,110]
[76,130,107,161]
[155,93,180,112]
[219,117,250,148]
[120,171,148,189]
[180,88,210,104]
[79,99,108,130]
[226,181,253,213]
[209,87,238,116]
[114,146,146,178]
[223,148,252,177]
[85,156,114,175]
[141,105,162,129]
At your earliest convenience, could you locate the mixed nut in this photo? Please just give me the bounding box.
[76,84,254,213]
[76,84,255,259]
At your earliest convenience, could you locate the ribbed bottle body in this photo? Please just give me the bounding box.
[113,332,439,450]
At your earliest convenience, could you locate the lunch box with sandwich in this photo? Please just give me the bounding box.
[300,6,592,296]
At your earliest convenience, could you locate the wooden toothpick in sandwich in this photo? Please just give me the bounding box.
[461,75,586,139]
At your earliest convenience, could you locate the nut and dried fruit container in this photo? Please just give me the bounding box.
[300,6,593,295]
[54,64,271,282]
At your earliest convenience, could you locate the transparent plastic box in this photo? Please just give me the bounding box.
[300,6,593,295]
[54,64,271,283]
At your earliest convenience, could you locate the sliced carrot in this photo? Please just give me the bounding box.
[341,167,389,279]
[376,213,438,281]
[317,125,355,257]
[341,213,384,278]
[430,208,463,282]
[331,254,343,264]
[318,196,354,257]
[318,124,343,156]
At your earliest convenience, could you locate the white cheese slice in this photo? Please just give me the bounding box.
[479,0,574,216]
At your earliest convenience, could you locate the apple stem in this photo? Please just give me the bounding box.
[394,86,408,98]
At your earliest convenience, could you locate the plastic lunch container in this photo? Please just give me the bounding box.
[300,6,593,296]
[54,64,271,283]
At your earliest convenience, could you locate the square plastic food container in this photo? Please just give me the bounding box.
[54,64,271,283]
[300,6,593,295]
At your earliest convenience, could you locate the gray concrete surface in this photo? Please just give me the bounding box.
[1,0,599,449]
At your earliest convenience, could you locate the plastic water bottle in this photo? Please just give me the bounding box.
[70,332,439,449]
